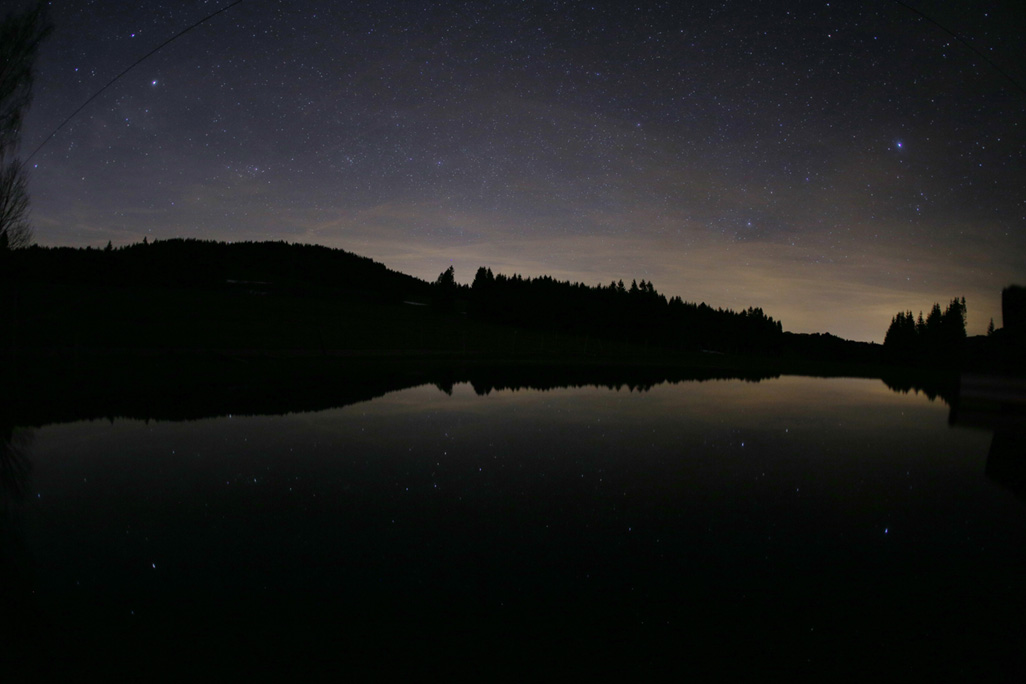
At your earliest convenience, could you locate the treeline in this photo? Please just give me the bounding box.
[4,238,894,364]
[883,298,966,366]
[3,239,796,359]
[3,238,430,302]
[438,266,784,355]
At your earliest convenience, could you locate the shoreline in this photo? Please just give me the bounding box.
[3,348,961,429]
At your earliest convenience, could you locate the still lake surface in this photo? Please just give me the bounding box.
[4,375,1024,677]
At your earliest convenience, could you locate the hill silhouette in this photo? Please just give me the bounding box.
[4,238,429,299]
[1,237,988,374]
[8,237,1013,430]
[3,238,799,360]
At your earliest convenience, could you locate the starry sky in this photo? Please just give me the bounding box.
[16,0,1026,341]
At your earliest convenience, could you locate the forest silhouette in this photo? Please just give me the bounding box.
[2,238,1019,377]
[883,298,967,367]
[3,238,866,363]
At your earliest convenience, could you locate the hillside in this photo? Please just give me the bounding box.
[2,238,877,367]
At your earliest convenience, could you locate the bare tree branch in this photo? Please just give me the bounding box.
[0,2,53,153]
[0,2,52,250]
[0,158,31,249]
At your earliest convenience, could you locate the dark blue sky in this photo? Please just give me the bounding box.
[18,0,1026,340]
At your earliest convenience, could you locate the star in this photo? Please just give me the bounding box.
[16,0,1024,342]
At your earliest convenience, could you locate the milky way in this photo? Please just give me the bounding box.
[17,0,1026,340]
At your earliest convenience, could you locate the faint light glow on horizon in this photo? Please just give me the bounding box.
[20,0,1025,343]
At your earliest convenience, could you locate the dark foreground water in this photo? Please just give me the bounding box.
[3,376,1024,678]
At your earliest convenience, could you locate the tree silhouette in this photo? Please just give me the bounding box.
[460,265,784,355]
[884,297,966,366]
[471,266,493,290]
[0,163,30,249]
[0,2,52,250]
[883,310,918,363]
[435,265,456,289]
[433,265,460,311]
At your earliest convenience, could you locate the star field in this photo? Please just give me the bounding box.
[18,0,1026,340]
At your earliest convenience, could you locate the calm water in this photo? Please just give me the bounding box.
[3,376,1024,677]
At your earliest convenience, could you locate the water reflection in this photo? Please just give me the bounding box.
[0,425,33,509]
[9,359,784,426]
[880,370,958,404]
[5,374,1025,677]
[985,432,1026,501]
[948,375,1026,502]
[0,426,37,663]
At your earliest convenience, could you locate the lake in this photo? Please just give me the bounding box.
[3,374,1023,678]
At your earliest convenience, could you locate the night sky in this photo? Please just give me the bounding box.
[17,0,1026,341]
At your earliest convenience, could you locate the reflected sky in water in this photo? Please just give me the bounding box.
[6,377,1023,677]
